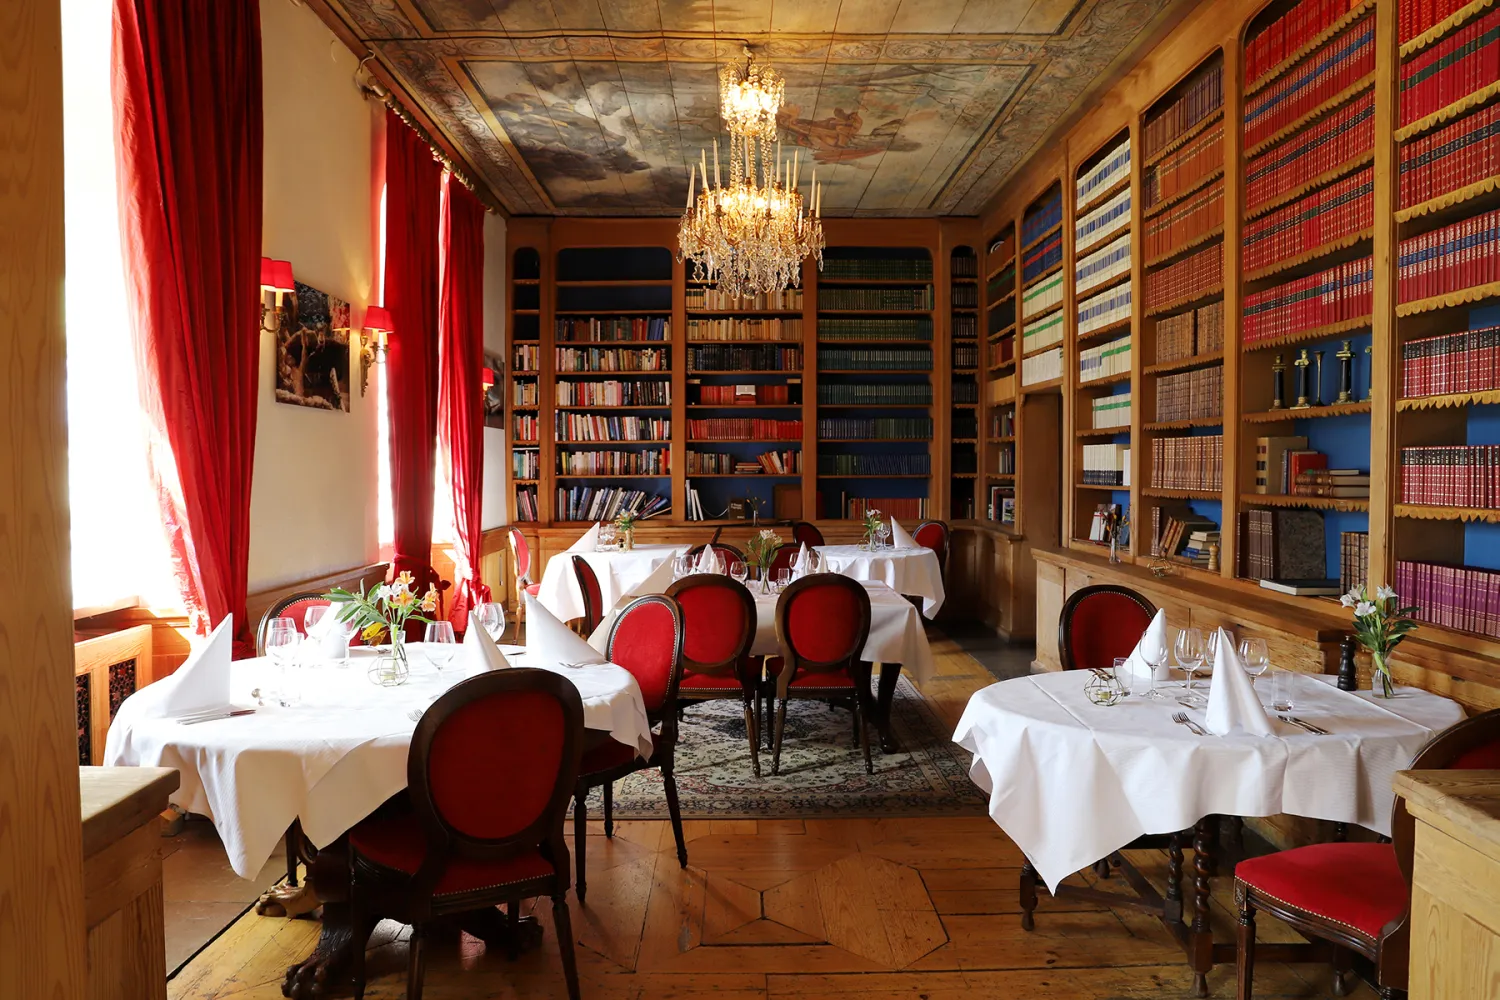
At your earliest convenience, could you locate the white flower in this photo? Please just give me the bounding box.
[1354,601,1378,618]
[1340,593,1357,608]
[1376,585,1398,602]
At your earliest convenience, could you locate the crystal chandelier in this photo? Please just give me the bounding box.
[678,49,824,300]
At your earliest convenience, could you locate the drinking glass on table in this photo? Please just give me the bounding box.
[1174,627,1207,705]
[304,605,328,634]
[423,621,457,673]
[598,524,616,550]
[1270,667,1297,712]
[1239,637,1270,691]
[774,567,792,592]
[1112,656,1133,698]
[476,602,507,642]
[674,554,693,579]
[1143,642,1169,700]
[729,561,748,586]
[265,618,302,708]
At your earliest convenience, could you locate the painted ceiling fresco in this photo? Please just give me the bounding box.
[323,0,1181,216]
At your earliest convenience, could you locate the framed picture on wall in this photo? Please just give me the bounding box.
[275,280,351,412]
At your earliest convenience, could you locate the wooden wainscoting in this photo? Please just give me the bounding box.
[73,625,153,766]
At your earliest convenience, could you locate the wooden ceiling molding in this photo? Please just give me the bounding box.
[310,0,1199,217]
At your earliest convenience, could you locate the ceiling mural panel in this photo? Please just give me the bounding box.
[328,0,1181,216]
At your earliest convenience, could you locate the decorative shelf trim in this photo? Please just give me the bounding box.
[986,289,1017,310]
[1078,317,1135,342]
[1245,153,1375,220]
[1021,221,1064,254]
[1144,167,1226,220]
[1142,417,1223,430]
[1240,492,1370,511]
[1145,286,1224,318]
[1242,315,1373,352]
[1075,482,1127,490]
[1394,176,1500,224]
[1395,80,1500,143]
[1077,174,1132,216]
[1141,487,1221,499]
[1243,229,1373,283]
[988,323,1017,341]
[1144,109,1224,168]
[1075,266,1133,300]
[1244,75,1375,160]
[1143,351,1224,376]
[1075,225,1133,263]
[1078,370,1132,388]
[1398,389,1500,410]
[1246,0,1375,97]
[1145,225,1225,270]
[1396,281,1500,317]
[1402,0,1499,58]
[1077,426,1132,437]
[1242,401,1373,422]
[1394,504,1500,523]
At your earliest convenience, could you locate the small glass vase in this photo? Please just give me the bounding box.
[1370,649,1395,699]
[368,636,410,688]
[756,565,773,595]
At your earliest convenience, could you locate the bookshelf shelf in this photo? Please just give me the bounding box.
[1241,401,1373,422]
[1142,416,1223,431]
[688,474,801,479]
[1393,175,1500,224]
[1240,492,1370,511]
[555,474,670,480]
[1022,343,1064,360]
[556,339,673,347]
[1144,351,1224,376]
[1022,221,1063,254]
[986,290,1017,310]
[555,309,673,316]
[686,404,800,410]
[1145,225,1225,270]
[1398,389,1500,411]
[1394,504,1500,524]
[513,309,540,316]
[817,475,930,480]
[815,338,934,346]
[1244,75,1375,159]
[816,278,934,286]
[689,369,803,375]
[1145,286,1224,319]
[1077,268,1133,300]
[1243,229,1373,283]
[554,279,672,287]
[818,438,932,443]
[1245,0,1374,97]
[687,438,802,445]
[1142,487,1221,499]
[1078,175,1132,216]
[557,439,672,446]
[1395,281,1500,317]
[988,322,1017,341]
[1401,0,1497,57]
[1242,314,1373,352]
[1075,482,1127,491]
[1078,371,1133,389]
[816,403,932,409]
[1077,427,1131,438]
[1023,262,1065,290]
[1021,376,1064,393]
[1394,80,1500,142]
[1075,226,1131,263]
[817,369,933,375]
[1020,300,1064,323]
[1145,109,1223,167]
[1245,153,1375,220]
[1079,317,1134,342]
[1144,166,1226,220]
[815,309,932,316]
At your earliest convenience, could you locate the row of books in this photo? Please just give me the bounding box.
[818,287,932,311]
[686,318,802,342]
[1254,435,1322,493]
[1245,93,1374,212]
[1399,445,1500,507]
[1023,271,1065,319]
[1075,187,1131,252]
[953,413,979,439]
[1398,104,1500,210]
[514,344,540,372]
[819,317,933,341]
[1022,346,1063,385]
[952,253,979,278]
[1149,504,1221,564]
[686,450,803,475]
[1238,508,1327,580]
[954,315,978,338]
[989,335,1016,370]
[557,449,670,476]
[512,449,539,480]
[818,454,932,476]
[1144,62,1224,157]
[512,381,538,406]
[1143,242,1223,313]
[818,348,932,371]
[1076,232,1131,296]
[1077,138,1131,208]
[1400,325,1500,398]
[952,284,979,308]
[1144,120,1224,210]
[1396,560,1500,638]
[686,287,802,311]
[818,383,932,405]
[831,495,930,520]
[686,418,801,441]
[989,296,1016,335]
[554,380,670,407]
[1243,19,1374,150]
[1023,229,1064,285]
[1156,300,1226,362]
[1079,336,1132,383]
[1143,179,1224,262]
[1340,530,1369,593]
[1246,0,1365,87]
[987,260,1016,299]
[815,417,933,440]
[953,343,980,368]
[514,414,539,443]
[555,317,670,342]
[555,414,669,442]
[693,383,798,405]
[1155,365,1224,422]
[686,345,802,371]
[1396,207,1500,304]
[515,485,539,522]
[555,487,670,523]
[1150,434,1225,491]
[987,487,1016,524]
[1402,0,1484,42]
[1022,190,1063,247]
[1023,311,1066,353]
[1398,8,1500,127]
[1294,468,1370,498]
[555,346,668,372]
[1082,443,1131,485]
[1242,256,1373,343]
[1243,167,1374,274]
[1091,391,1131,429]
[821,258,932,281]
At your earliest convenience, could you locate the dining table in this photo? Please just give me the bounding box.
[814,543,946,617]
[953,669,1466,995]
[534,542,690,622]
[103,642,652,998]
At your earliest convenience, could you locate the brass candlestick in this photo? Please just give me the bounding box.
[1363,345,1374,401]
[1336,340,1355,403]
[1313,349,1326,407]
[1292,349,1312,408]
[1271,353,1287,409]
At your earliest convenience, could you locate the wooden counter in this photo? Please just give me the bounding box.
[80,766,179,1000]
[1394,769,1500,1000]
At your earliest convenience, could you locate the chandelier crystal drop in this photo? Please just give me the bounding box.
[678,49,824,300]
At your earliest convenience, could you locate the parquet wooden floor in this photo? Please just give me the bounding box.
[167,636,1378,999]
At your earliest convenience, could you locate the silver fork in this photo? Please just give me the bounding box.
[1172,711,1208,736]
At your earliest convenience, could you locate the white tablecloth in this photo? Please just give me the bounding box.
[816,544,945,618]
[103,644,650,878]
[535,544,689,622]
[953,671,1465,892]
[590,579,936,686]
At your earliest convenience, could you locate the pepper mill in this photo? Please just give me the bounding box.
[1337,636,1359,692]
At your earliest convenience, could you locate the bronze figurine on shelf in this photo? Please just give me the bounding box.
[1364,345,1374,401]
[1336,340,1356,403]
[1312,349,1326,407]
[1292,348,1312,408]
[1271,353,1287,409]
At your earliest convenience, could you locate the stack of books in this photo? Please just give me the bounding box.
[1076,138,1131,207]
[1150,435,1224,491]
[1239,508,1328,580]
[1294,468,1370,498]
[1155,366,1223,422]
[1075,233,1132,295]
[1396,560,1500,638]
[1151,509,1221,563]
[1340,530,1369,594]
[1082,443,1131,485]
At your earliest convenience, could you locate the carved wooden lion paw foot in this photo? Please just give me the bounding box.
[256,882,322,919]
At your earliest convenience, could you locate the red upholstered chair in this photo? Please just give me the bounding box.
[912,519,951,576]
[767,574,873,777]
[791,521,825,548]
[1235,708,1500,1000]
[571,555,604,636]
[507,527,542,619]
[1058,584,1156,672]
[684,542,746,576]
[666,576,762,774]
[347,669,584,1000]
[255,592,333,655]
[573,595,686,904]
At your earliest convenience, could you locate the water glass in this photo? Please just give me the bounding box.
[674,554,693,579]
[1174,627,1206,704]
[1270,668,1297,712]
[304,605,328,634]
[729,562,748,586]
[424,621,457,673]
[774,568,792,592]
[598,524,616,550]
[265,618,302,707]
[476,602,507,641]
[1112,656,1133,698]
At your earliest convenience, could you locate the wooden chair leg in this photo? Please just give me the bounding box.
[853,692,873,775]
[407,922,427,1000]
[661,761,688,868]
[1331,946,1354,996]
[742,690,761,778]
[572,791,588,904]
[771,697,788,775]
[1237,891,1256,1000]
[1019,859,1038,931]
[285,821,300,888]
[348,898,376,1000]
[506,901,521,961]
[552,894,582,1000]
[602,782,614,839]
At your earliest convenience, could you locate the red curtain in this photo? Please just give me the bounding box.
[383,110,442,588]
[437,175,491,628]
[113,0,262,649]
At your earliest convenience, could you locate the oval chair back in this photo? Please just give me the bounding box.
[791,521,825,549]
[605,595,684,732]
[405,668,584,899]
[772,574,872,692]
[571,555,604,635]
[1058,584,1155,672]
[665,575,756,681]
[913,519,951,575]
[684,542,746,576]
[508,527,533,584]
[256,592,334,656]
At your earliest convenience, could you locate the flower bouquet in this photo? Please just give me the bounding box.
[861,507,884,549]
[1341,584,1420,698]
[325,572,438,686]
[745,528,784,593]
[614,509,638,550]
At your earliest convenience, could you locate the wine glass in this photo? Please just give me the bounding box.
[729,561,748,586]
[304,605,328,634]
[1142,637,1169,701]
[774,567,792,592]
[598,524,616,551]
[1174,628,1206,705]
[265,619,302,708]
[1112,656,1133,698]
[1239,637,1270,691]
[875,523,891,551]
[424,621,457,673]
[476,602,507,641]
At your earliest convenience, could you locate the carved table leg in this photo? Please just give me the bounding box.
[1164,832,1184,924]
[1189,817,1218,998]
[874,662,902,754]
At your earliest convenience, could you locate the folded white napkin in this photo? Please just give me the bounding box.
[792,542,811,574]
[1120,608,1171,681]
[525,593,607,667]
[890,518,917,549]
[694,546,722,575]
[146,615,235,718]
[568,523,601,553]
[1204,628,1274,736]
[463,611,512,671]
[628,557,676,598]
[307,602,353,659]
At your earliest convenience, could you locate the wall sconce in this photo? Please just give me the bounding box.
[259,257,295,333]
[355,305,393,397]
[481,366,495,395]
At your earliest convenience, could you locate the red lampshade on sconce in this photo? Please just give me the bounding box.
[481,366,496,392]
[356,305,394,398]
[362,306,393,336]
[259,257,296,332]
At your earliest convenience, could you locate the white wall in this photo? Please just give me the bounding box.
[249,0,380,590]
[480,210,508,528]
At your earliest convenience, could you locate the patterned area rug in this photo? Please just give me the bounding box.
[580,676,986,819]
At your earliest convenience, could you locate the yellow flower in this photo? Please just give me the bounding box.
[361,621,388,644]
[391,589,416,611]
[420,587,438,613]
[396,571,415,588]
